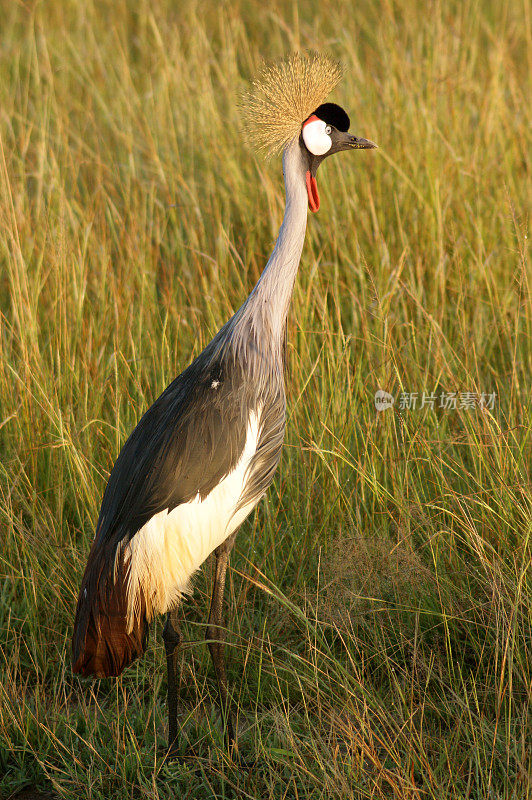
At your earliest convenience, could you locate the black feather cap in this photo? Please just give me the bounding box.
[312,102,350,131]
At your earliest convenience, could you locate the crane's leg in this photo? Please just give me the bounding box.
[162,607,182,753]
[206,532,237,750]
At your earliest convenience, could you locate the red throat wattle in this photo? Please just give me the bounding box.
[305,170,320,212]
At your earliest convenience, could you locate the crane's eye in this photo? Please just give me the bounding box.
[325,125,332,135]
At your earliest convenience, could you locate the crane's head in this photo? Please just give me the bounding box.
[300,102,376,212]
[242,53,377,212]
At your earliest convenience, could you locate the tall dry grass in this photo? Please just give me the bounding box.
[0,0,530,797]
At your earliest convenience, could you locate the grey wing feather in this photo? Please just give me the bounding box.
[95,350,247,551]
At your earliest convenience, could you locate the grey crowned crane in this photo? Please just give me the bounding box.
[72,53,377,752]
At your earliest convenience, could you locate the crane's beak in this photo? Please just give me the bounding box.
[325,131,378,158]
[306,133,378,213]
[341,135,378,151]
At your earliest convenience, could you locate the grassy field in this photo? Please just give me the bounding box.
[0,0,530,797]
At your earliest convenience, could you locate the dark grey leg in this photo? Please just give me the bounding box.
[162,607,182,753]
[206,533,237,749]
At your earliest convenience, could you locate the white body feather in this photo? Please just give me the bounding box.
[121,408,262,631]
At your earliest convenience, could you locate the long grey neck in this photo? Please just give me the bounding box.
[229,137,308,355]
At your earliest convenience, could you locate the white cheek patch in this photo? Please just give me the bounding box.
[302,118,332,156]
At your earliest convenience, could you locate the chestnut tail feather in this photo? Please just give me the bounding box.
[72,543,148,678]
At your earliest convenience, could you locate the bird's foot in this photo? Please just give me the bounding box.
[159,744,207,776]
